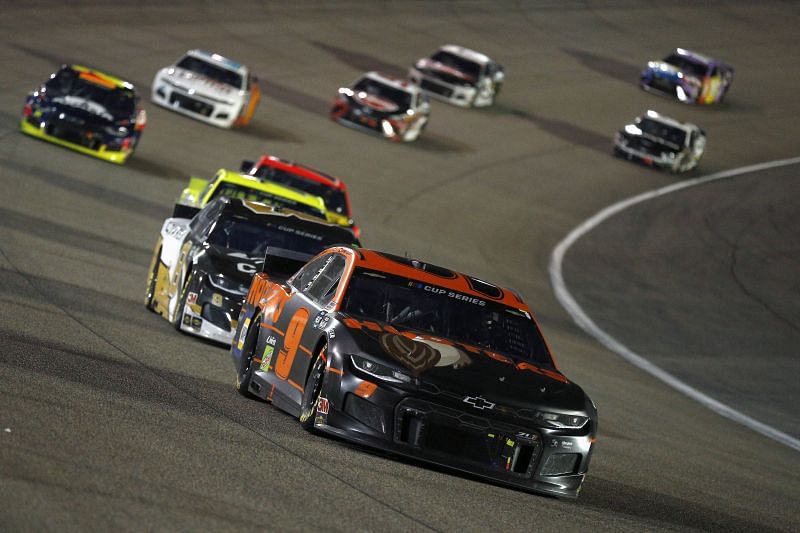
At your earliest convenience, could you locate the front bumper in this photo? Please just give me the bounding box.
[409,68,477,108]
[178,280,244,345]
[313,362,594,498]
[151,79,241,129]
[20,117,133,164]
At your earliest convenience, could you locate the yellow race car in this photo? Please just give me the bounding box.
[174,169,333,223]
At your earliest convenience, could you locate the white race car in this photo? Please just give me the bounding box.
[409,45,504,108]
[151,50,261,128]
[613,110,706,173]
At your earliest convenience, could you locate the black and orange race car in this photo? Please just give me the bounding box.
[231,246,597,498]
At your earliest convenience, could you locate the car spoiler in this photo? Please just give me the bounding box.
[172,203,201,219]
[261,246,313,280]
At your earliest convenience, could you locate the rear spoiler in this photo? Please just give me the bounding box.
[240,159,255,173]
[172,203,201,219]
[261,246,312,280]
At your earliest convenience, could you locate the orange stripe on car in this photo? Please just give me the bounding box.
[288,379,304,392]
[327,367,343,376]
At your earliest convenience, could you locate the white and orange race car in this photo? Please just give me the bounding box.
[151,49,261,128]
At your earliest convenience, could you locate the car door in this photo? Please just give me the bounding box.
[260,253,343,401]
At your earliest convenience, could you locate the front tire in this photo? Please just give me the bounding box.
[235,313,260,398]
[144,243,162,311]
[171,272,193,330]
[299,344,328,432]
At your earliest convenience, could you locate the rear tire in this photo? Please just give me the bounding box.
[299,344,328,432]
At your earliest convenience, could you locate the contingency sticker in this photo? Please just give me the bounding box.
[237,318,250,351]
[260,345,275,371]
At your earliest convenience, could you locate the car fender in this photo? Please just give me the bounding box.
[159,217,191,271]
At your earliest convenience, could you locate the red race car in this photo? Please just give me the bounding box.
[241,154,359,238]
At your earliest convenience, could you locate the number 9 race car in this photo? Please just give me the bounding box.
[144,197,360,345]
[151,50,261,128]
[232,246,597,498]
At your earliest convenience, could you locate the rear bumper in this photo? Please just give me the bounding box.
[151,80,241,129]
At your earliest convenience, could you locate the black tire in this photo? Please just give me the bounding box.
[171,272,192,330]
[299,344,328,432]
[235,313,260,398]
[144,244,161,311]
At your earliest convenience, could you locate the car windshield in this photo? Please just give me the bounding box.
[207,215,345,256]
[430,50,482,80]
[210,183,326,220]
[44,68,135,120]
[341,268,554,367]
[353,77,411,110]
[176,55,243,88]
[663,53,707,78]
[252,165,349,215]
[638,118,686,148]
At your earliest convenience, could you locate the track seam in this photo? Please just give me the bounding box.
[0,246,440,531]
[549,156,800,453]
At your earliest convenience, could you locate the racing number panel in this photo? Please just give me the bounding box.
[250,252,348,411]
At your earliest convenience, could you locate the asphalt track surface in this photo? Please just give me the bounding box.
[1,1,798,531]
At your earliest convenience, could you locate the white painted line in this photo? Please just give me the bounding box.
[549,156,800,452]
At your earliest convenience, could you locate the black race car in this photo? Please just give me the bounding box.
[144,197,360,344]
[232,246,597,498]
[20,64,146,164]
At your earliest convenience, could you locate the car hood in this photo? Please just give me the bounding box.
[351,92,401,113]
[160,67,240,101]
[416,58,476,84]
[336,315,588,414]
[42,95,119,126]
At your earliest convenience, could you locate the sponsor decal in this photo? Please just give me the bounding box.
[236,262,257,275]
[327,327,336,339]
[462,396,495,410]
[187,292,198,304]
[183,314,191,326]
[407,282,486,307]
[317,396,330,415]
[265,335,277,346]
[379,332,441,375]
[261,345,275,371]
[191,317,202,328]
[212,293,224,307]
[313,311,330,330]
[237,318,250,350]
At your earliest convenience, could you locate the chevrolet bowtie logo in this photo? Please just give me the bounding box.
[463,396,495,410]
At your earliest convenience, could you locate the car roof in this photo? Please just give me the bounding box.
[361,71,420,95]
[217,198,360,244]
[439,44,491,65]
[252,154,344,190]
[214,170,328,212]
[331,246,528,309]
[185,49,247,74]
[67,64,135,91]
[641,109,696,132]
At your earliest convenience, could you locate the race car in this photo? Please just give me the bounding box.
[640,48,734,104]
[231,246,597,498]
[20,64,146,164]
[240,154,360,237]
[409,45,504,108]
[144,198,361,345]
[613,110,706,173]
[174,169,332,224]
[330,72,430,142]
[151,50,261,128]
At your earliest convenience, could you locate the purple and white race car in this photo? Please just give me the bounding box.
[640,48,733,104]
